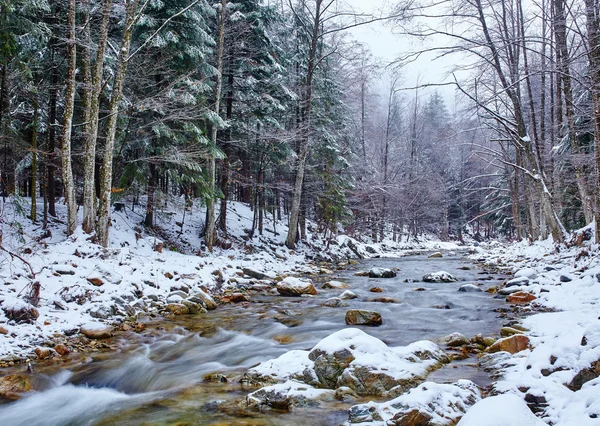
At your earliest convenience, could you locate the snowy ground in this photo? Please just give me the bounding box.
[471,230,600,425]
[0,196,462,361]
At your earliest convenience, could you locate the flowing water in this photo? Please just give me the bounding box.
[0,252,506,426]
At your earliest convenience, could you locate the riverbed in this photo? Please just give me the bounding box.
[0,252,507,425]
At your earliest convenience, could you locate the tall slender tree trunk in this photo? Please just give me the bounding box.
[286,0,323,249]
[554,0,593,224]
[582,0,600,240]
[205,0,228,250]
[96,0,138,247]
[82,0,112,234]
[61,0,78,236]
[30,94,39,222]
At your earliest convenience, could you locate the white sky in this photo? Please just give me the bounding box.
[344,0,459,108]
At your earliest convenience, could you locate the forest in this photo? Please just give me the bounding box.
[1,0,600,247]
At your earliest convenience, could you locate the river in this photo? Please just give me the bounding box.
[0,252,506,425]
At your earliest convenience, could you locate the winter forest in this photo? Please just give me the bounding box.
[1,0,598,247]
[1,0,600,425]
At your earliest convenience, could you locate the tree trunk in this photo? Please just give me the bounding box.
[96,0,138,247]
[82,0,112,234]
[61,0,78,236]
[204,0,228,250]
[583,0,600,241]
[553,0,593,224]
[30,94,39,222]
[144,163,157,228]
[286,0,323,249]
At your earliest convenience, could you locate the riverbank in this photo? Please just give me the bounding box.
[0,198,464,363]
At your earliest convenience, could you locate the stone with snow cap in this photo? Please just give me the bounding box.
[348,380,481,424]
[276,277,317,296]
[368,268,397,278]
[422,271,458,283]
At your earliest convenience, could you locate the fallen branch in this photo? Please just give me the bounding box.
[0,245,36,278]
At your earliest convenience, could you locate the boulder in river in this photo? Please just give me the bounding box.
[276,277,317,297]
[458,284,482,293]
[368,268,397,278]
[348,380,481,424]
[246,380,335,410]
[339,290,358,300]
[369,297,399,303]
[322,280,348,289]
[188,289,217,310]
[322,297,348,308]
[422,271,458,283]
[0,374,33,400]
[244,328,449,397]
[428,252,443,258]
[440,332,470,347]
[345,309,382,326]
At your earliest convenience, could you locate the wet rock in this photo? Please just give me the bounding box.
[246,380,335,410]
[348,380,480,424]
[0,326,8,335]
[54,344,70,356]
[428,252,443,258]
[188,290,217,310]
[276,277,317,297]
[322,280,348,289]
[459,284,482,292]
[0,374,33,400]
[165,303,190,315]
[507,291,537,304]
[369,287,384,293]
[500,327,525,337]
[369,297,399,303]
[488,335,530,354]
[345,310,382,326]
[322,297,348,308]
[340,290,359,300]
[221,293,249,304]
[414,287,426,292]
[368,268,397,278]
[80,323,113,339]
[354,271,370,277]
[440,332,470,347]
[334,386,359,401]
[34,347,57,360]
[422,271,458,283]
[182,300,205,314]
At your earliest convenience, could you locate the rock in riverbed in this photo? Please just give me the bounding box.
[423,271,458,283]
[368,268,397,278]
[345,309,382,326]
[276,277,317,296]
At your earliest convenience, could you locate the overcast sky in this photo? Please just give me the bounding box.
[344,0,459,108]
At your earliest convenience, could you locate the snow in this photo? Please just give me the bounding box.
[348,380,481,425]
[469,235,600,425]
[456,394,546,426]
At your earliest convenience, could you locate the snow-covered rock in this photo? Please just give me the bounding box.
[245,380,335,410]
[348,380,481,425]
[457,394,546,426]
[422,271,458,283]
[276,277,317,296]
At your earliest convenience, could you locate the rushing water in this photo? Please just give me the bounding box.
[0,253,506,426]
